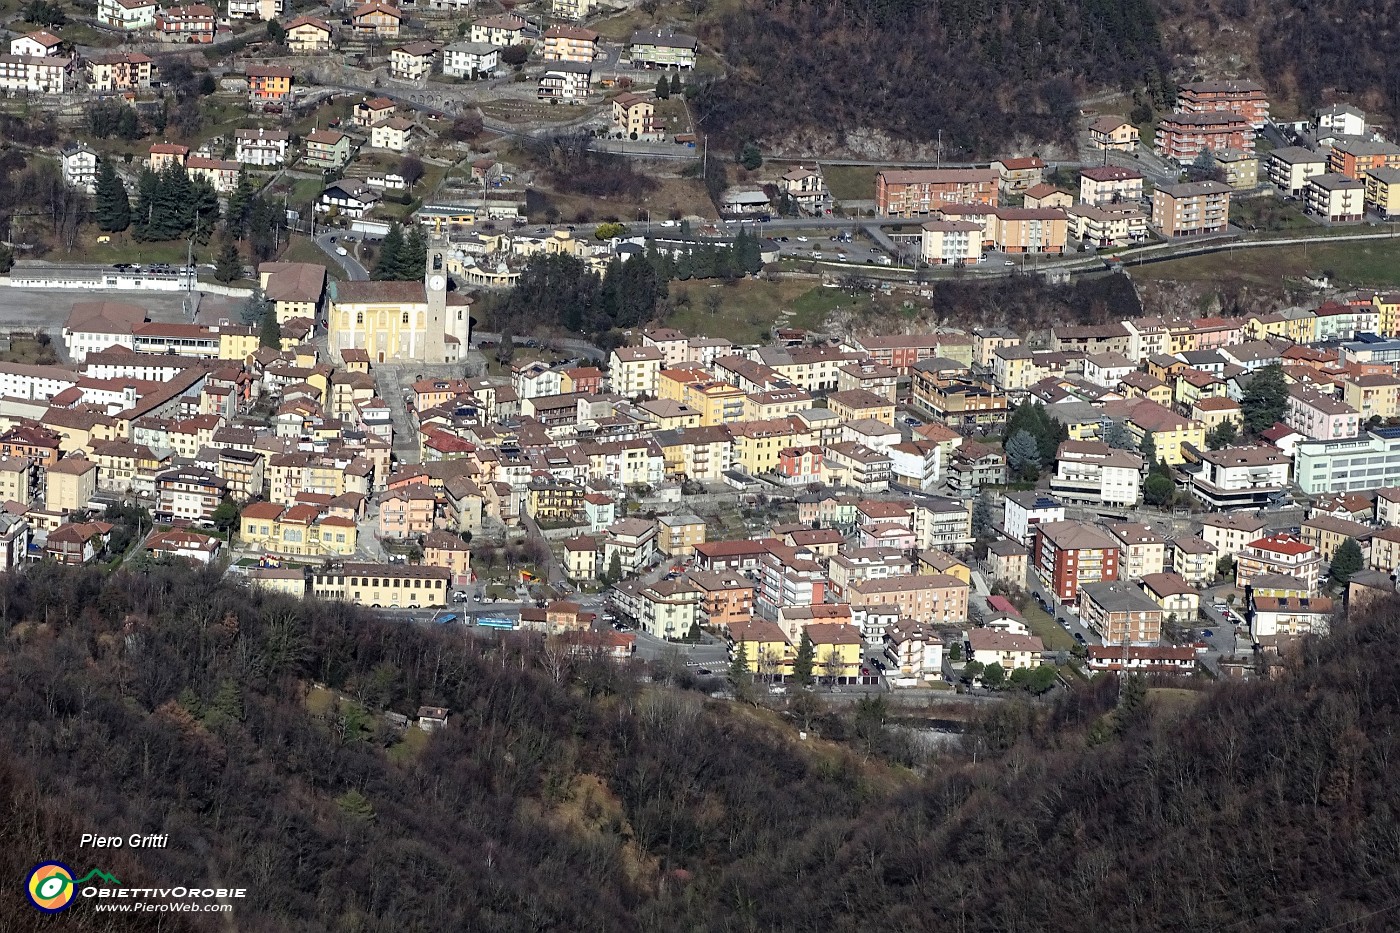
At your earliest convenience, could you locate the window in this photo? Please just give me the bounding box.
[355,312,364,325]
[402,312,409,324]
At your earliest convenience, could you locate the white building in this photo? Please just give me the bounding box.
[60,142,99,194]
[227,0,281,19]
[442,42,498,79]
[9,30,63,57]
[537,63,592,103]
[1317,104,1365,138]
[1002,491,1065,546]
[234,127,289,166]
[1190,445,1291,510]
[883,620,943,684]
[1049,440,1142,507]
[98,0,158,30]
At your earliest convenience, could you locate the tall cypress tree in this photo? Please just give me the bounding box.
[373,225,405,280]
[94,160,130,233]
[132,168,160,241]
[399,224,427,280]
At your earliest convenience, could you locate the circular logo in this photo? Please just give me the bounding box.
[26,862,76,913]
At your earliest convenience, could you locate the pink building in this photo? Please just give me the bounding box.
[859,522,916,550]
[377,483,436,539]
[1192,317,1245,350]
[1285,384,1360,440]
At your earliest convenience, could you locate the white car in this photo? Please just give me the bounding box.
[796,236,808,242]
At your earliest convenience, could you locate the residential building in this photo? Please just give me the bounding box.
[1176,79,1270,128]
[1002,491,1065,546]
[991,156,1045,194]
[442,42,498,79]
[235,127,290,166]
[918,221,984,264]
[98,0,157,30]
[1151,180,1233,237]
[876,169,999,216]
[319,179,380,219]
[537,63,592,102]
[285,15,333,51]
[422,529,471,584]
[1285,384,1359,440]
[627,28,698,69]
[84,52,153,91]
[9,30,63,57]
[1105,522,1166,581]
[154,466,227,523]
[1214,147,1259,189]
[1139,572,1201,618]
[350,1,402,37]
[1328,138,1400,180]
[846,574,969,626]
[311,563,449,608]
[608,346,663,398]
[1305,173,1366,222]
[1088,115,1139,150]
[1155,112,1255,162]
[638,578,702,640]
[154,4,216,42]
[542,25,599,63]
[245,64,293,103]
[1065,203,1149,247]
[1189,445,1291,510]
[990,207,1067,253]
[1169,535,1216,585]
[1085,644,1197,674]
[353,97,396,127]
[470,13,528,46]
[779,166,829,212]
[1079,165,1144,205]
[227,0,281,19]
[1299,513,1370,562]
[553,0,595,18]
[60,143,98,194]
[805,623,864,681]
[656,513,705,557]
[1247,594,1333,640]
[1199,513,1268,557]
[966,630,1043,671]
[1266,146,1328,196]
[1033,520,1120,604]
[1078,580,1164,645]
[727,619,791,678]
[371,117,414,152]
[611,92,663,140]
[186,156,239,194]
[147,142,188,172]
[239,501,357,558]
[390,42,438,81]
[304,129,353,168]
[1235,534,1321,591]
[1317,103,1366,137]
[1363,166,1400,219]
[45,457,97,512]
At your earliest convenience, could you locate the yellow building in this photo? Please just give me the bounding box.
[285,15,333,52]
[219,328,261,361]
[0,456,33,504]
[916,548,972,584]
[311,562,449,608]
[727,619,791,676]
[328,254,473,365]
[826,388,896,425]
[45,457,97,512]
[1364,167,1400,221]
[248,567,308,597]
[608,346,663,398]
[1125,402,1206,465]
[422,529,471,584]
[728,418,812,474]
[1343,373,1400,421]
[239,501,357,557]
[260,261,326,325]
[744,389,811,422]
[657,513,706,557]
[562,536,598,581]
[804,622,864,679]
[1374,292,1400,337]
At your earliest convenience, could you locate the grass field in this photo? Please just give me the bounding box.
[821,165,875,202]
[1022,603,1077,652]
[0,335,59,365]
[281,235,344,279]
[664,279,865,344]
[1130,236,1400,287]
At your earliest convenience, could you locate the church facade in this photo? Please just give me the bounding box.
[327,248,473,364]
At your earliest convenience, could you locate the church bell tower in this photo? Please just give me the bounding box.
[424,243,448,363]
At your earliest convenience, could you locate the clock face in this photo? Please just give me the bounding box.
[429,275,445,291]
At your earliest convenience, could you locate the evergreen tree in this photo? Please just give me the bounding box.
[655,76,670,100]
[1144,472,1174,507]
[727,642,750,688]
[94,160,130,232]
[1102,419,1135,450]
[1329,538,1363,586]
[792,631,815,687]
[1205,420,1239,450]
[606,551,622,584]
[226,170,257,239]
[1005,429,1042,479]
[669,74,681,96]
[214,238,242,283]
[1241,363,1289,437]
[259,305,282,349]
[1139,430,1157,463]
[739,141,763,171]
[400,224,428,280]
[131,167,160,240]
[972,492,995,539]
[373,224,405,280]
[980,662,1005,688]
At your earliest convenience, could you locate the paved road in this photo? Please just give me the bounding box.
[316,232,369,280]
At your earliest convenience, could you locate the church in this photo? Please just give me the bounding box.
[327,246,473,364]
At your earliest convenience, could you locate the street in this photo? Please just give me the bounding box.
[316,232,369,280]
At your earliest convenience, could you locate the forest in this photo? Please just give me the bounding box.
[5,563,1400,932]
[696,0,1169,156]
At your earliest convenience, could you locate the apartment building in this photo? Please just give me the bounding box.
[1154,112,1255,162]
[1104,522,1166,581]
[1034,520,1120,604]
[1295,427,1400,494]
[1189,445,1291,510]
[1328,139,1400,180]
[919,220,984,265]
[1285,384,1359,440]
[1049,440,1142,506]
[542,25,599,63]
[1079,165,1144,205]
[154,4,216,42]
[990,207,1067,253]
[626,28,698,69]
[1088,115,1139,151]
[85,51,153,91]
[846,574,969,626]
[1151,180,1232,237]
[1267,146,1328,196]
[875,168,999,216]
[1364,167,1400,219]
[1235,534,1321,591]
[1305,173,1366,222]
[1078,580,1164,646]
[239,501,357,558]
[1176,79,1270,128]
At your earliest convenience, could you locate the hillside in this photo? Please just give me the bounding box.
[694,0,1168,158]
[5,564,1400,931]
[693,0,1400,156]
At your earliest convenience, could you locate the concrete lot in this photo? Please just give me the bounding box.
[0,287,242,361]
